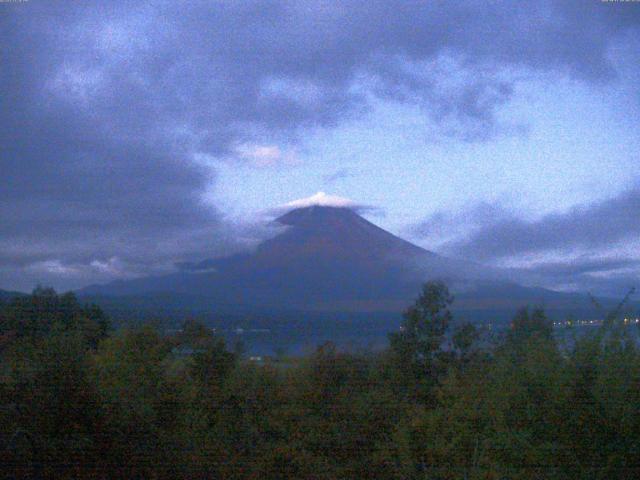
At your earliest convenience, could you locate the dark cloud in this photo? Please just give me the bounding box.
[412,186,640,294]
[1,0,639,289]
[411,202,508,245]
[438,186,640,261]
[520,257,640,278]
[514,256,640,298]
[323,168,354,185]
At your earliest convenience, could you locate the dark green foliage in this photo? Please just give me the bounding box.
[1,285,640,479]
[389,281,455,401]
[0,288,108,479]
[506,306,554,348]
[391,281,454,362]
[0,286,109,348]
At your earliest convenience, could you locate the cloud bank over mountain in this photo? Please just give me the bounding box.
[271,192,378,216]
[412,185,640,295]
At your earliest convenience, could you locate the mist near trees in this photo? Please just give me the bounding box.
[1,284,639,479]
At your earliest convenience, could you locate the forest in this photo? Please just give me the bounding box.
[1,283,639,479]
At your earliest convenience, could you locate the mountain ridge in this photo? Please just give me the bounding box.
[78,205,595,316]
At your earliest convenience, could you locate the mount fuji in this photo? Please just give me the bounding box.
[79,205,590,319]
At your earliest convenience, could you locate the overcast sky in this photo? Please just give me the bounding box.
[1,1,639,294]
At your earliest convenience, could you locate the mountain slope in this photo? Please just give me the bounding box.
[0,289,26,302]
[79,206,588,314]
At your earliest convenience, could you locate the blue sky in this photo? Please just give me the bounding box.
[1,1,639,293]
[214,69,639,228]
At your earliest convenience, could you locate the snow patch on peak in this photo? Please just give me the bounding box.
[266,192,382,218]
[283,192,357,209]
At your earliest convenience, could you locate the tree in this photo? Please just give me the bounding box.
[2,330,102,478]
[389,281,454,401]
[505,306,553,353]
[90,326,172,477]
[0,287,109,347]
[453,323,479,361]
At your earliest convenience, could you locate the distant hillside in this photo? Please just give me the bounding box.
[0,289,26,302]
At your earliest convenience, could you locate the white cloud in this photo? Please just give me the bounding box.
[276,192,383,217]
[260,76,325,108]
[235,143,301,168]
[282,191,358,209]
[23,257,157,285]
[89,257,128,276]
[27,260,80,277]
